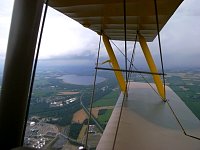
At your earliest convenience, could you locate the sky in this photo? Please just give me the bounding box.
[0,0,200,70]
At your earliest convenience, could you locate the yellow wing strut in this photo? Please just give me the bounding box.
[138,33,165,100]
[102,34,126,93]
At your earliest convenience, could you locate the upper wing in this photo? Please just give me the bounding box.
[48,0,183,41]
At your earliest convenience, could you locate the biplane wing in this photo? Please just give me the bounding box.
[49,0,183,41]
[47,0,200,149]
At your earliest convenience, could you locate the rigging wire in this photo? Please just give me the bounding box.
[85,35,102,149]
[21,0,49,145]
[127,34,138,91]
[112,0,128,149]
[124,0,128,89]
[95,67,165,75]
[110,40,162,99]
[166,100,200,140]
[154,0,166,101]
[100,0,200,142]
[108,41,200,141]
[153,0,200,140]
[128,34,137,78]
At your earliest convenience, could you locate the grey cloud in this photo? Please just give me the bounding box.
[176,0,200,16]
[1,0,200,70]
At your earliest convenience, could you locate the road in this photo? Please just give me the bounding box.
[79,95,104,133]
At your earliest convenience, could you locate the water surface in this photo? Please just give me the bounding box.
[57,74,106,85]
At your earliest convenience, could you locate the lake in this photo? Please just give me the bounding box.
[57,74,106,85]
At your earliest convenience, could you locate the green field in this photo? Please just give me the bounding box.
[92,90,120,128]
[97,109,113,124]
[93,90,120,107]
[167,72,200,120]
[185,102,200,120]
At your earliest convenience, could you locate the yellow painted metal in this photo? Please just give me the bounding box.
[138,33,165,100]
[101,60,111,65]
[102,34,126,93]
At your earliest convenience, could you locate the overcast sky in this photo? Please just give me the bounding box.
[0,0,200,69]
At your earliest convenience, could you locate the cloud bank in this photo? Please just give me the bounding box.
[0,0,200,69]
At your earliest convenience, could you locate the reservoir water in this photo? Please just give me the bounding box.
[57,74,106,85]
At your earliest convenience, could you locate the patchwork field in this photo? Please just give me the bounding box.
[166,72,200,119]
[72,109,87,124]
[72,106,114,124]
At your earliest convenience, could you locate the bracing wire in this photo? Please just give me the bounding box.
[110,39,200,141]
[85,35,102,149]
[101,0,200,142]
[153,0,200,140]
[128,34,137,78]
[127,34,138,91]
[154,0,166,101]
[112,0,128,149]
[21,0,49,145]
[124,0,128,88]
[110,40,162,99]
[96,67,165,75]
[166,100,200,140]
